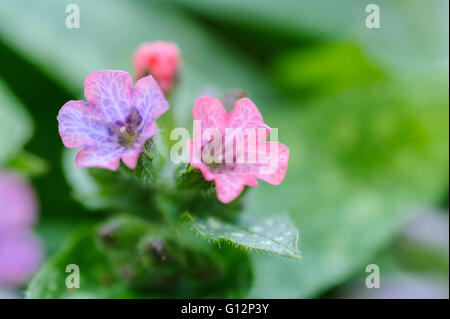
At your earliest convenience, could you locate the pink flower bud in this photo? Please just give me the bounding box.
[133,41,181,94]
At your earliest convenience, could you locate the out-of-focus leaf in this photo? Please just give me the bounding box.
[0,0,273,130]
[184,213,301,259]
[245,82,449,297]
[62,149,111,210]
[34,218,84,256]
[96,215,253,298]
[171,0,449,79]
[62,142,163,214]
[28,219,253,298]
[170,0,360,38]
[26,226,142,299]
[0,79,33,164]
[6,150,49,177]
[272,43,385,98]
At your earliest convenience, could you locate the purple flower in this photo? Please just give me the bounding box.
[0,172,42,287]
[0,232,42,287]
[57,70,169,170]
[0,171,37,232]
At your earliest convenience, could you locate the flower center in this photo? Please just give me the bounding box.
[118,126,138,148]
[107,107,143,148]
[206,157,223,170]
[205,153,237,173]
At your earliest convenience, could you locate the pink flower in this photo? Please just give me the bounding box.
[189,97,289,203]
[0,172,42,287]
[0,172,37,233]
[133,41,181,94]
[57,70,169,170]
[0,232,42,287]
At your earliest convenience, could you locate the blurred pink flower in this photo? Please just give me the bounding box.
[133,41,181,94]
[189,97,289,203]
[0,232,42,287]
[0,171,37,233]
[0,171,42,287]
[57,70,169,170]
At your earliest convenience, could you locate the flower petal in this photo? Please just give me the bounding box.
[121,152,140,170]
[192,163,216,182]
[57,100,113,148]
[75,145,122,171]
[132,75,169,126]
[193,96,227,132]
[256,142,289,185]
[227,98,270,139]
[214,174,249,203]
[84,70,132,122]
[122,122,159,170]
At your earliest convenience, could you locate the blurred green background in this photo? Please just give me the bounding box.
[0,0,448,298]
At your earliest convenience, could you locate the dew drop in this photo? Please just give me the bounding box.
[231,232,243,237]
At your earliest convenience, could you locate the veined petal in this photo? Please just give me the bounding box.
[227,98,270,139]
[57,100,113,148]
[75,145,122,171]
[121,152,140,170]
[214,174,247,204]
[256,142,289,185]
[84,70,132,122]
[189,96,289,204]
[139,121,159,143]
[132,75,169,127]
[192,162,216,182]
[193,96,227,133]
[122,122,159,170]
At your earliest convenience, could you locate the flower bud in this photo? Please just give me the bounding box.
[133,41,181,94]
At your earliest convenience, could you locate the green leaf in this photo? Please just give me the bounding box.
[28,218,253,298]
[272,43,385,99]
[246,82,449,298]
[26,226,141,299]
[170,0,449,78]
[183,213,301,260]
[62,147,163,217]
[0,0,272,129]
[6,150,49,177]
[0,78,33,164]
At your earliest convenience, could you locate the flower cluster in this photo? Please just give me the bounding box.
[0,171,42,287]
[57,41,289,204]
